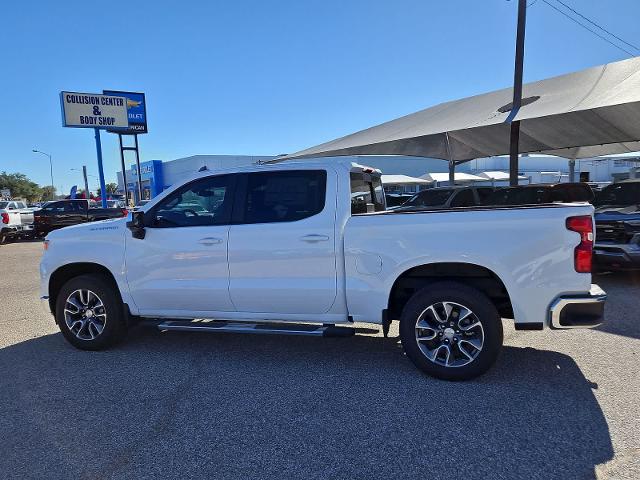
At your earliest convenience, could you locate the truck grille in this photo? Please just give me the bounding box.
[596,222,628,243]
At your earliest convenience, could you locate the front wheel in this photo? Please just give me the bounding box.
[399,281,503,381]
[55,274,127,350]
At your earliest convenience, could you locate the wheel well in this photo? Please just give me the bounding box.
[48,263,121,314]
[387,263,513,320]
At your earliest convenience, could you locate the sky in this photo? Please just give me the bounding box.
[1,0,639,194]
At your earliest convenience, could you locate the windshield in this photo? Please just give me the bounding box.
[594,183,640,207]
[0,202,8,209]
[404,189,453,207]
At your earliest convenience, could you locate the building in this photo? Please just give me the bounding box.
[117,153,640,202]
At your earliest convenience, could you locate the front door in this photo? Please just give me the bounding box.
[228,169,338,315]
[125,174,237,316]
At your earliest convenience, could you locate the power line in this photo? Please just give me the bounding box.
[552,0,640,53]
[541,0,636,57]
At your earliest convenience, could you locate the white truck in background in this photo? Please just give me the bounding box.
[39,160,606,380]
[0,200,35,244]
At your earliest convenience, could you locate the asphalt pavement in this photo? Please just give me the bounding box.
[0,241,638,479]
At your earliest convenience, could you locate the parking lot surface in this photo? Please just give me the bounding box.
[0,241,638,479]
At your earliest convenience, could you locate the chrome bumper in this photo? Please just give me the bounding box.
[549,284,606,329]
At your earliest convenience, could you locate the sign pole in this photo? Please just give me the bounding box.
[82,165,90,198]
[134,134,143,202]
[118,134,129,204]
[94,128,108,208]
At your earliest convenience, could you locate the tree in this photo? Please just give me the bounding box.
[40,185,57,201]
[0,172,45,202]
[96,183,118,197]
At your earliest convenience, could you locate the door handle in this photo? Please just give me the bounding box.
[198,237,223,245]
[300,234,330,243]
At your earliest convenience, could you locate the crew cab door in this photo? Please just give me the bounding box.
[227,169,338,315]
[125,174,237,315]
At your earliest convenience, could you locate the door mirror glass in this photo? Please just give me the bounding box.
[126,210,146,239]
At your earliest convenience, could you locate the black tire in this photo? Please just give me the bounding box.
[55,274,127,350]
[399,281,503,381]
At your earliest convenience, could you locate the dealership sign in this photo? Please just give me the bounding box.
[60,91,129,129]
[104,90,148,134]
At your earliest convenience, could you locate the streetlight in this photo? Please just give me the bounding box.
[32,149,55,200]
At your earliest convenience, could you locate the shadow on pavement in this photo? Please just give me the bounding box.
[0,328,613,480]
[594,270,640,340]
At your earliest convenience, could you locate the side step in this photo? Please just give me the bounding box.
[157,320,355,337]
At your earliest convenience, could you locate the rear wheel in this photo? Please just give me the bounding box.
[399,281,503,381]
[55,274,127,350]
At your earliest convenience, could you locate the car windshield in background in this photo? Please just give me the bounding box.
[0,202,8,209]
[404,189,453,207]
[593,182,640,207]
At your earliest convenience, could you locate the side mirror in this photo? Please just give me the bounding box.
[126,210,146,239]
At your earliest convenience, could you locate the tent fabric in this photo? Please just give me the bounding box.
[477,171,527,181]
[279,56,640,163]
[381,174,432,185]
[420,172,485,183]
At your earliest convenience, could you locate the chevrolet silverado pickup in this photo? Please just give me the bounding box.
[0,200,35,244]
[593,180,640,270]
[34,199,128,237]
[39,160,606,380]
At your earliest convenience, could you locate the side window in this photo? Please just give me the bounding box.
[242,170,326,224]
[451,189,476,207]
[150,174,235,227]
[350,172,385,214]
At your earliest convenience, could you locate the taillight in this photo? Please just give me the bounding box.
[566,215,593,273]
[1,212,8,224]
[121,209,128,217]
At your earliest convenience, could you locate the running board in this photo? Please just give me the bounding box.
[157,320,355,337]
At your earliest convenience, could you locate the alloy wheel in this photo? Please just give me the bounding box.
[63,289,107,341]
[414,301,484,368]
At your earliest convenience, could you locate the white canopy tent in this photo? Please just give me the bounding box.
[380,174,432,185]
[420,172,485,185]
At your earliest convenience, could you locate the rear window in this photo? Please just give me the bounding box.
[243,170,327,223]
[350,172,385,214]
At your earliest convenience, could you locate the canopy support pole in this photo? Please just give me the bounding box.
[445,132,455,185]
[509,0,527,186]
[568,159,576,182]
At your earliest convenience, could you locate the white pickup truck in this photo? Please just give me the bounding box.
[40,160,606,380]
[1,200,35,244]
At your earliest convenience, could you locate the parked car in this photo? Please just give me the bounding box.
[40,160,605,380]
[481,183,594,206]
[392,186,495,211]
[0,200,35,244]
[592,180,640,270]
[34,199,128,236]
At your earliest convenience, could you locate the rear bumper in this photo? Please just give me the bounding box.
[594,240,640,270]
[549,284,606,329]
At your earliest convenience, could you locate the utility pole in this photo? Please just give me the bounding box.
[509,0,527,186]
[82,166,90,198]
[32,149,55,200]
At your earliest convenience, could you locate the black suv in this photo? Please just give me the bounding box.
[593,180,640,270]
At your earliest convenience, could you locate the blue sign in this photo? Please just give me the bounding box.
[103,90,148,134]
[130,160,163,198]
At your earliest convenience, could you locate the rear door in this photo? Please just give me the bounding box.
[227,169,338,315]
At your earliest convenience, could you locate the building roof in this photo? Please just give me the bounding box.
[381,174,432,185]
[420,172,485,183]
